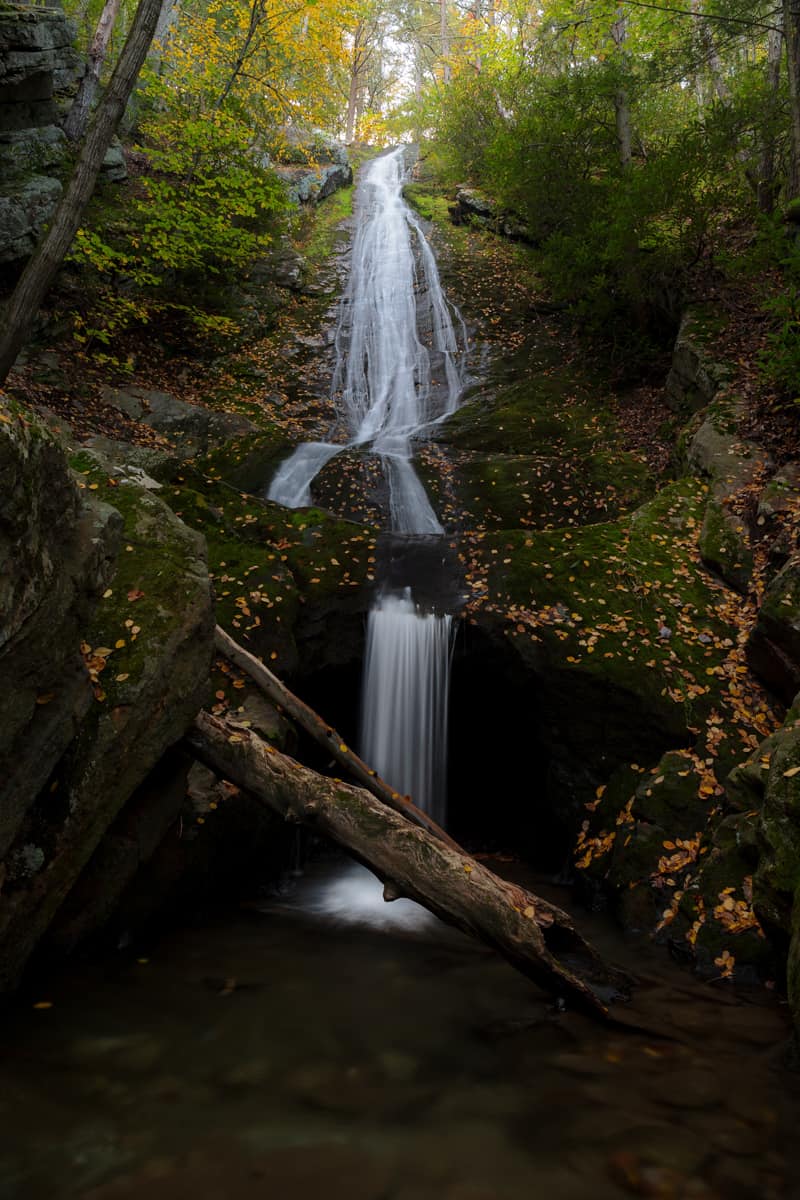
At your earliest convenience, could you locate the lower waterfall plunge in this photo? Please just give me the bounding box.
[360,588,453,827]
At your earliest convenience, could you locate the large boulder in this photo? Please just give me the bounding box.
[0,4,78,266]
[0,402,120,861]
[0,407,215,991]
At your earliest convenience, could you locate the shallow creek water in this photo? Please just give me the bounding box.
[0,857,795,1200]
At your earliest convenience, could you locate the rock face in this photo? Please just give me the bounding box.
[274,131,353,205]
[665,306,732,413]
[98,384,257,459]
[449,187,534,243]
[0,401,215,990]
[685,393,771,594]
[0,4,77,266]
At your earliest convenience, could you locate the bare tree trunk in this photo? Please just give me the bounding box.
[214,625,459,850]
[186,710,627,1018]
[611,8,632,171]
[0,0,164,384]
[785,0,800,201]
[440,0,451,84]
[346,62,359,143]
[63,0,124,142]
[759,25,784,213]
[699,13,731,103]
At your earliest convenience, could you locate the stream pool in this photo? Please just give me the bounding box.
[0,857,795,1200]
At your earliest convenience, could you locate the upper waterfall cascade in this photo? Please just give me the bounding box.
[267,147,466,535]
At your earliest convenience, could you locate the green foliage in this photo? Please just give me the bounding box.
[67,107,287,357]
[759,231,800,400]
[422,3,782,361]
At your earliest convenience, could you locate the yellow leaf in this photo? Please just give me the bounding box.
[783,766,800,778]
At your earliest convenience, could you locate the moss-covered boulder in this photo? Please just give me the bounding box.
[158,456,377,680]
[685,392,769,594]
[698,493,753,595]
[429,366,653,533]
[752,718,800,941]
[0,401,121,861]
[0,432,214,991]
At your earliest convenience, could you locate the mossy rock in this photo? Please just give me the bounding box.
[193,430,295,494]
[159,464,377,677]
[698,493,753,594]
[632,750,710,837]
[429,446,651,532]
[753,721,800,936]
[476,479,732,742]
[0,449,214,991]
[402,182,454,226]
[747,558,800,703]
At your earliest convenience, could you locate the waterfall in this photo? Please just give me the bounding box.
[267,146,465,531]
[268,146,464,825]
[361,589,453,827]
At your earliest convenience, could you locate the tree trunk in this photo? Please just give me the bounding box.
[785,0,800,201]
[186,710,627,1019]
[345,61,359,143]
[63,0,124,143]
[0,0,164,385]
[759,26,784,213]
[440,0,451,84]
[213,626,459,850]
[699,12,731,104]
[610,8,632,171]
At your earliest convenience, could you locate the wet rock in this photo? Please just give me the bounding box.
[82,1142,391,1200]
[647,1065,721,1109]
[218,1057,272,1088]
[67,1033,163,1073]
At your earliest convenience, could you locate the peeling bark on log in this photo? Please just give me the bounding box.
[214,625,460,851]
[186,709,628,1020]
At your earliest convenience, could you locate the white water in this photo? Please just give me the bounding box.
[361,589,452,826]
[267,146,465,533]
[269,147,461,826]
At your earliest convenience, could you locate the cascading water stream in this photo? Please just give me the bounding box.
[268,147,465,533]
[361,589,452,827]
[268,147,464,825]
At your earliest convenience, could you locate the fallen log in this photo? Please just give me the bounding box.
[186,709,628,1020]
[214,624,459,851]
